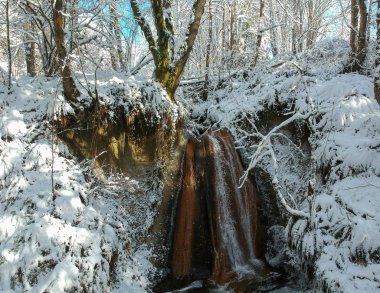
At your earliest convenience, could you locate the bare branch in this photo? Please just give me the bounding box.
[130,0,158,64]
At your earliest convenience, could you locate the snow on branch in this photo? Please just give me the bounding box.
[270,146,309,219]
[128,55,153,76]
[239,112,310,186]
[238,112,311,219]
[130,0,158,63]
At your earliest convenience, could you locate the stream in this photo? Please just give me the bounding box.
[155,129,298,293]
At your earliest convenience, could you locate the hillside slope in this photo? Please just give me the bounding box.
[191,39,380,292]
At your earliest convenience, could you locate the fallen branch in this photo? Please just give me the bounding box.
[270,146,309,219]
[239,112,310,185]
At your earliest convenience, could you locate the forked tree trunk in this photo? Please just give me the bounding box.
[131,0,206,100]
[52,0,80,104]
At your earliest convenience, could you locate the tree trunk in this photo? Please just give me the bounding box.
[6,0,12,89]
[67,0,78,53]
[110,3,124,71]
[366,0,373,45]
[374,6,380,105]
[131,0,206,100]
[350,0,358,54]
[222,1,226,50]
[203,0,212,100]
[24,22,38,77]
[269,0,278,57]
[229,1,236,50]
[52,0,80,104]
[306,0,321,48]
[298,1,304,52]
[252,0,264,67]
[355,0,368,71]
[109,19,117,70]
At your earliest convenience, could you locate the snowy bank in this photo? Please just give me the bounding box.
[0,75,175,292]
[191,39,380,292]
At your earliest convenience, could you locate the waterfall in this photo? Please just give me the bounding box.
[171,129,265,286]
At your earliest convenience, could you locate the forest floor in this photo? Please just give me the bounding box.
[1,39,380,292]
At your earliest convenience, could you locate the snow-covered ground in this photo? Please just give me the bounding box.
[0,75,161,292]
[191,39,380,292]
[1,39,380,292]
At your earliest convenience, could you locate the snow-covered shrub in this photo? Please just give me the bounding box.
[190,38,380,291]
[0,76,173,292]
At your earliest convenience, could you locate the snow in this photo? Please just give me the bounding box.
[1,38,380,292]
[0,75,164,292]
[190,39,380,292]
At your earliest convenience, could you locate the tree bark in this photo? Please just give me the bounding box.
[269,0,278,57]
[131,0,206,100]
[306,0,322,48]
[24,22,38,77]
[167,0,206,99]
[203,0,212,100]
[67,0,78,53]
[366,0,373,45]
[110,2,124,70]
[355,0,368,71]
[222,1,226,50]
[298,1,304,52]
[350,0,358,54]
[109,17,117,70]
[252,0,265,67]
[6,0,12,89]
[229,1,236,50]
[52,0,80,104]
[374,6,380,105]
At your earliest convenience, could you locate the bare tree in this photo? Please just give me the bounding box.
[19,0,57,76]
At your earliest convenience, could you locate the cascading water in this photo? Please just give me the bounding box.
[170,129,269,290]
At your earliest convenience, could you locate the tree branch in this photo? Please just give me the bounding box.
[172,0,207,87]
[130,0,158,64]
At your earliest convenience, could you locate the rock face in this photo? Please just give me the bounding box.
[171,129,265,285]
